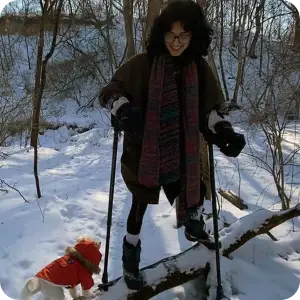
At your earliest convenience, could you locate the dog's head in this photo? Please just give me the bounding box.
[76,235,101,249]
[65,235,102,275]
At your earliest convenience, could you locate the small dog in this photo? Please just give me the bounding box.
[21,236,102,300]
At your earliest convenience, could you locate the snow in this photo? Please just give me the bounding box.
[1,6,300,299]
[0,118,300,300]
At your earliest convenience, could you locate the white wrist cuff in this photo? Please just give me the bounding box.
[111,97,129,116]
[208,110,225,133]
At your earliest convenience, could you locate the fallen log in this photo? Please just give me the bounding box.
[96,204,300,300]
[221,204,300,257]
[218,189,277,241]
[218,188,248,210]
[97,243,213,300]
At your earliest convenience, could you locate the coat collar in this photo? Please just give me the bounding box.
[65,247,100,275]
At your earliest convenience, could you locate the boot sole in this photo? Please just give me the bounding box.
[185,230,221,250]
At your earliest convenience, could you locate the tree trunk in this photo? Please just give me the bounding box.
[293,6,300,49]
[96,204,300,300]
[218,0,230,103]
[144,0,162,49]
[231,0,239,47]
[231,3,247,105]
[218,189,248,210]
[30,1,47,198]
[248,0,266,58]
[30,0,63,198]
[222,204,300,256]
[97,243,212,300]
[123,0,135,60]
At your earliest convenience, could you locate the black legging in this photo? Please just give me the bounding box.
[127,197,148,235]
[126,180,206,235]
[126,182,181,235]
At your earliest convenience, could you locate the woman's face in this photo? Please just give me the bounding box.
[164,21,192,56]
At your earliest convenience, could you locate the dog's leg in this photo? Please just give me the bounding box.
[82,288,96,299]
[68,287,80,299]
[39,280,65,300]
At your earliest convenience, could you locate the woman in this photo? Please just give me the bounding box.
[99,0,245,290]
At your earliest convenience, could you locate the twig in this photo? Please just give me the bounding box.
[0,245,7,256]
[0,179,29,203]
[0,152,8,159]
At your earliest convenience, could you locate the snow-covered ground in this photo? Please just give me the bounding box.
[0,107,300,300]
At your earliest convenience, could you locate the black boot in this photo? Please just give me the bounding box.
[184,216,221,250]
[122,236,144,290]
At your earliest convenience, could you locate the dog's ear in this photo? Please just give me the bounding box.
[76,235,93,243]
[76,235,85,243]
[94,241,101,249]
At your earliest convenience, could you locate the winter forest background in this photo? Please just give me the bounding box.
[0,0,300,299]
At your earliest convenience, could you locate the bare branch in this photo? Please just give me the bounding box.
[0,178,29,203]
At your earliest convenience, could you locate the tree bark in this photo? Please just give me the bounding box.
[248,0,266,58]
[30,1,47,198]
[218,189,248,210]
[222,204,300,256]
[123,0,135,60]
[96,204,300,300]
[231,0,239,47]
[293,5,300,49]
[30,0,63,198]
[218,0,230,103]
[231,3,248,105]
[97,244,212,300]
[144,0,162,49]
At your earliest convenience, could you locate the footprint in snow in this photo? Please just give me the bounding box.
[62,203,83,219]
[18,259,32,269]
[87,224,95,230]
[156,214,170,219]
[56,244,66,255]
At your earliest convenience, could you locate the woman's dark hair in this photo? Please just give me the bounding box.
[146,0,213,58]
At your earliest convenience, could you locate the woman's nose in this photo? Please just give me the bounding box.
[172,37,180,46]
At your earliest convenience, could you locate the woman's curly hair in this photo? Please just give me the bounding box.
[146,0,213,58]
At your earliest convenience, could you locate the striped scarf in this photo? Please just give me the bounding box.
[138,54,201,227]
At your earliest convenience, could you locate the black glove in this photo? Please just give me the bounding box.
[213,121,246,158]
[115,103,143,132]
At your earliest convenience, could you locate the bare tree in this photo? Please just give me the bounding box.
[245,42,300,210]
[248,0,266,58]
[144,0,162,48]
[123,0,135,59]
[30,0,64,198]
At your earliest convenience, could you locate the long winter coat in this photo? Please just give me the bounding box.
[99,52,225,204]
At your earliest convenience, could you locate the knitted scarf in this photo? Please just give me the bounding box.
[138,54,200,227]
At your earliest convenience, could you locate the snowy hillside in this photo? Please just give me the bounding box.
[0,112,300,299]
[1,5,300,299]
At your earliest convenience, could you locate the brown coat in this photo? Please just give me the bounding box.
[99,52,225,204]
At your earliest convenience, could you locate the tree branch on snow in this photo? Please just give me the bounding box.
[218,188,248,210]
[0,151,8,159]
[96,204,300,300]
[221,204,300,257]
[0,178,29,203]
[97,244,213,300]
[218,189,277,241]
